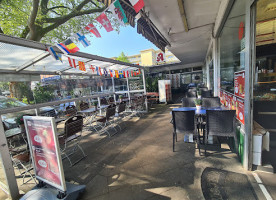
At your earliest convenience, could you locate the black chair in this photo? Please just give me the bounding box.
[172,110,201,154]
[80,102,89,111]
[186,90,197,97]
[202,97,221,108]
[59,115,86,166]
[205,110,238,154]
[201,90,212,97]
[114,102,127,130]
[181,97,196,107]
[100,97,108,105]
[108,96,115,104]
[199,87,208,92]
[65,105,77,116]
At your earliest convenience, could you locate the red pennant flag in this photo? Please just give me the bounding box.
[85,23,101,38]
[123,71,126,78]
[129,0,144,13]
[139,69,141,74]
[96,13,113,32]
[90,65,96,73]
[131,71,134,77]
[68,57,77,68]
[78,61,86,71]
[99,67,102,76]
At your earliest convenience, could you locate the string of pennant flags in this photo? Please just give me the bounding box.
[47,0,145,77]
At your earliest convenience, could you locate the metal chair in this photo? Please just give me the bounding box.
[65,105,77,117]
[80,102,89,111]
[58,115,86,166]
[181,97,196,107]
[172,110,201,154]
[205,110,238,155]
[202,97,221,108]
[186,90,197,97]
[114,102,126,130]
[201,90,212,97]
[100,97,108,105]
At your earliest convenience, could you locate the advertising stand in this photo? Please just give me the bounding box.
[21,116,85,200]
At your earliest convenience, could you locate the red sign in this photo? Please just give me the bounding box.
[24,116,66,191]
[236,97,245,124]
[234,70,245,99]
[239,22,244,40]
[156,52,166,64]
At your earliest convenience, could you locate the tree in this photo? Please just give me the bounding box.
[116,52,130,63]
[0,0,118,43]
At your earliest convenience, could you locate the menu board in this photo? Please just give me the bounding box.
[236,97,245,124]
[234,70,245,99]
[24,116,66,192]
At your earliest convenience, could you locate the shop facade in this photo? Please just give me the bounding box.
[205,0,276,171]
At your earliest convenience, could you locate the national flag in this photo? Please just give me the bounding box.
[47,46,62,62]
[115,70,119,78]
[131,71,134,77]
[78,61,86,71]
[139,69,141,74]
[74,32,91,48]
[103,68,108,76]
[109,0,128,25]
[118,70,124,78]
[96,13,113,32]
[56,39,79,54]
[90,65,96,74]
[85,23,101,38]
[109,70,114,77]
[126,71,130,77]
[96,67,102,76]
[68,57,77,68]
[129,0,144,13]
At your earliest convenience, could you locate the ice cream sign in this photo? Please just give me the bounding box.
[234,70,245,99]
[236,97,245,124]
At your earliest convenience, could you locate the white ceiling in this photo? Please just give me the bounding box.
[144,0,222,64]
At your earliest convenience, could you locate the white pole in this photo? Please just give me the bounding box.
[142,69,148,112]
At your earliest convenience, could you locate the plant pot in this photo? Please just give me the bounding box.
[20,124,25,132]
[196,105,201,110]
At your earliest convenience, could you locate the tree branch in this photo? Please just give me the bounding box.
[90,0,101,8]
[41,0,49,15]
[44,7,105,23]
[0,27,3,34]
[28,0,39,28]
[42,6,105,34]
[49,9,62,16]
[48,6,71,11]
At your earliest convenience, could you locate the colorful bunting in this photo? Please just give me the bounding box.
[56,39,79,54]
[74,32,91,48]
[115,70,119,78]
[129,0,144,13]
[109,0,128,25]
[85,23,101,38]
[78,61,86,71]
[68,57,77,68]
[96,67,102,76]
[47,46,62,62]
[90,65,96,74]
[96,13,113,32]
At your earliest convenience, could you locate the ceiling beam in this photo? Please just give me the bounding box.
[177,0,189,32]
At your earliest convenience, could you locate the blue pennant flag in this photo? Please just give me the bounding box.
[74,32,91,48]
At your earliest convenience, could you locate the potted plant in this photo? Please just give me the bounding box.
[15,114,27,131]
[194,98,202,110]
[197,90,202,98]
[119,95,123,102]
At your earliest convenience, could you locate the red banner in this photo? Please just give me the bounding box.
[234,70,245,99]
[24,117,66,191]
[236,97,245,124]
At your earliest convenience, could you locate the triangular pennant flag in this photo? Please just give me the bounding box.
[139,69,141,74]
[131,71,134,77]
[97,67,102,76]
[126,71,129,77]
[129,0,144,13]
[85,23,101,38]
[109,70,114,77]
[96,13,113,32]
[115,70,119,78]
[56,39,79,54]
[47,46,62,62]
[74,32,91,48]
[68,57,77,68]
[103,68,108,76]
[90,65,96,74]
[109,0,128,25]
[78,61,86,71]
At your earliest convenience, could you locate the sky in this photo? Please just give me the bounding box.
[78,24,158,58]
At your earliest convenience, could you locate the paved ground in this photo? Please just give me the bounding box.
[0,101,266,199]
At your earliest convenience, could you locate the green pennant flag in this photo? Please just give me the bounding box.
[109,0,128,25]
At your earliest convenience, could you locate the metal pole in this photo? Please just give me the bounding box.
[142,69,148,112]
[0,117,20,199]
[126,77,131,104]
[112,77,116,102]
[212,37,220,97]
